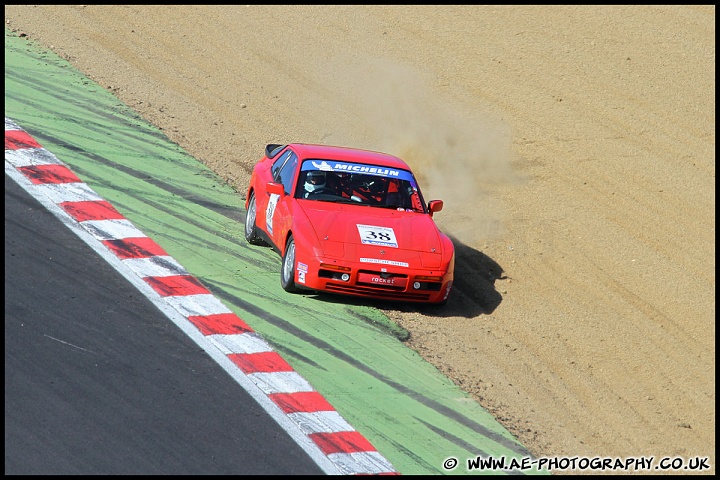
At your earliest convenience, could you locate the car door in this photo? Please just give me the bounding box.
[254,149,291,233]
[265,149,299,249]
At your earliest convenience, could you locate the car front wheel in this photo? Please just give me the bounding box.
[281,234,300,293]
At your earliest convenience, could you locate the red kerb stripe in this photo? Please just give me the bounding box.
[187,313,254,336]
[17,164,81,185]
[5,130,42,150]
[143,275,210,297]
[59,200,125,222]
[309,431,376,455]
[269,391,335,414]
[102,237,169,260]
[228,351,294,374]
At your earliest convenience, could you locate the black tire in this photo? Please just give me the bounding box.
[245,192,264,245]
[281,234,301,293]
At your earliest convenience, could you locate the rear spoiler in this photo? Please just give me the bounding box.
[265,144,286,159]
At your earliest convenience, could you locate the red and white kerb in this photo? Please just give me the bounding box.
[4,117,397,475]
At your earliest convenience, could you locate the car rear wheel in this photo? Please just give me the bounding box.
[245,192,264,245]
[281,234,300,293]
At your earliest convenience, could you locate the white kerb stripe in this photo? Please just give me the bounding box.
[122,256,189,278]
[36,182,104,204]
[163,294,233,317]
[287,411,355,434]
[208,333,273,355]
[5,148,63,167]
[249,371,314,395]
[328,451,397,475]
[5,118,20,130]
[81,219,147,241]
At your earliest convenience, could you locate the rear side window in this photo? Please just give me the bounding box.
[271,150,292,181]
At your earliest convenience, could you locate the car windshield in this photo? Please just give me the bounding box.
[296,159,427,213]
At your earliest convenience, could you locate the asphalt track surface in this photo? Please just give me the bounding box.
[5,28,538,475]
[4,173,325,475]
[5,120,397,475]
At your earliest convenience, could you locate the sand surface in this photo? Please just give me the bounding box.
[5,5,715,472]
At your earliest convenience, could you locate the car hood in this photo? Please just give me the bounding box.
[299,203,446,267]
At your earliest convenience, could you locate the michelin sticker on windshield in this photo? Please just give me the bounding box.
[305,160,406,180]
[357,224,398,248]
[266,193,279,235]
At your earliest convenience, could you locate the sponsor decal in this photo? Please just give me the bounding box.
[303,160,414,181]
[360,257,409,268]
[297,262,308,283]
[310,160,335,171]
[357,224,398,248]
[443,281,453,300]
[331,162,400,177]
[373,277,394,284]
[358,272,407,288]
[265,193,279,235]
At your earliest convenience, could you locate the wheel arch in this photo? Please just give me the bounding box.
[281,228,295,255]
[244,185,256,210]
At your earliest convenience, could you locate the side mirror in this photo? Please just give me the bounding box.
[267,182,285,196]
[428,200,444,217]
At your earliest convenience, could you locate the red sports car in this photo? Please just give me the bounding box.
[244,144,454,305]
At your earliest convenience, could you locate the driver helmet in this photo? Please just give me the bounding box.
[305,170,326,192]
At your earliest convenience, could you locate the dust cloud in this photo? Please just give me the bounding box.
[305,56,522,247]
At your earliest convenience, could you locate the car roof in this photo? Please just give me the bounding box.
[288,143,411,171]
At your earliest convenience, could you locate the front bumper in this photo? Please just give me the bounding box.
[294,254,453,304]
